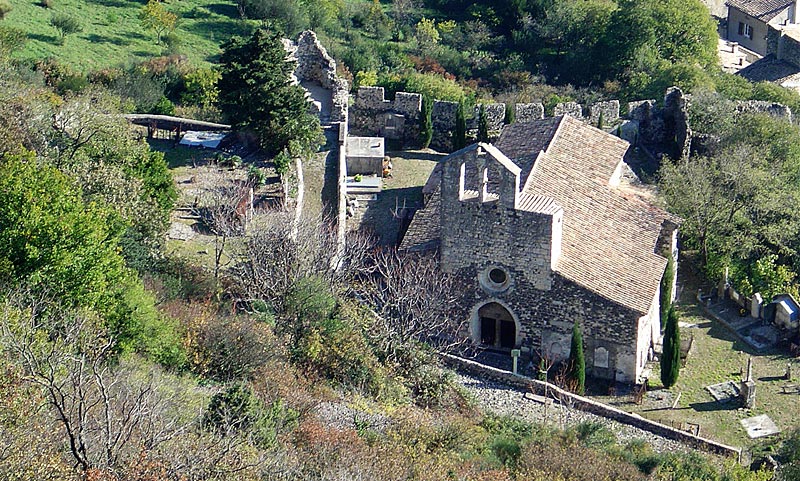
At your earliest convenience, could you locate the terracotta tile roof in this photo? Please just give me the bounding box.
[738,54,800,84]
[726,0,793,21]
[521,116,671,314]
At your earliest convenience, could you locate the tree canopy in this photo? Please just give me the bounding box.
[660,100,800,294]
[218,27,322,156]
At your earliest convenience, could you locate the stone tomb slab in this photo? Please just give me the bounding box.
[705,381,740,403]
[740,414,780,439]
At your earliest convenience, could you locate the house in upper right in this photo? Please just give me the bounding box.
[726,0,800,55]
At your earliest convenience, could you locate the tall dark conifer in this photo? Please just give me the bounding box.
[420,95,433,148]
[477,104,489,143]
[568,321,585,395]
[218,27,321,156]
[660,306,681,388]
[453,101,466,150]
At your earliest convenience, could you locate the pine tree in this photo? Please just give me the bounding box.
[218,27,322,156]
[477,104,489,143]
[420,95,433,148]
[453,101,466,150]
[660,306,681,388]
[568,321,585,395]
[660,253,675,328]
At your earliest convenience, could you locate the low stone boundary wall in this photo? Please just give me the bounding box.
[335,122,348,257]
[441,353,742,460]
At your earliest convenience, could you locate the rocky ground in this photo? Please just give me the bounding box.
[454,372,692,454]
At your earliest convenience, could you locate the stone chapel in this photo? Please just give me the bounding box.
[400,115,680,383]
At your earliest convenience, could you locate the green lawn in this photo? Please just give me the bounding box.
[6,0,254,70]
[592,298,800,449]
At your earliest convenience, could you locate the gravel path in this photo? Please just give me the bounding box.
[455,372,692,454]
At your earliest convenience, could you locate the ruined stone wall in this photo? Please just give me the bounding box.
[589,100,620,127]
[663,87,692,159]
[349,86,421,146]
[554,101,583,119]
[350,89,625,152]
[349,85,790,158]
[734,100,793,121]
[290,30,349,123]
[441,354,743,459]
[469,103,506,131]
[431,100,458,152]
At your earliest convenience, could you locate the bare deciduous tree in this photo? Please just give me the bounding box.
[193,167,253,283]
[230,212,373,315]
[0,290,197,475]
[354,248,466,362]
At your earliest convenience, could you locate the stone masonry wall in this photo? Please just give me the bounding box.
[350,86,421,146]
[589,100,620,127]
[348,85,791,158]
[431,100,458,152]
[291,30,349,123]
[445,258,642,381]
[554,101,583,119]
[515,103,545,123]
[735,100,793,121]
[470,103,506,131]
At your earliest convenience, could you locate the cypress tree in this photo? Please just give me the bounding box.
[504,102,515,125]
[568,321,586,395]
[477,104,489,143]
[660,306,681,388]
[453,101,466,150]
[420,95,433,148]
[660,253,675,328]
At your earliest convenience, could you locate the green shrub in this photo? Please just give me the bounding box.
[752,81,800,115]
[0,1,12,20]
[182,68,220,107]
[571,421,615,449]
[151,95,175,115]
[56,74,88,94]
[273,149,291,176]
[408,364,452,408]
[203,382,298,449]
[491,437,522,467]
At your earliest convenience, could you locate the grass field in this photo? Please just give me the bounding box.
[6,0,254,70]
[590,259,800,449]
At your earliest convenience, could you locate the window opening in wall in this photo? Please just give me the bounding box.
[489,268,507,284]
[480,266,511,293]
[738,22,753,39]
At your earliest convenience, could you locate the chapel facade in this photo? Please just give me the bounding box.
[401,115,680,383]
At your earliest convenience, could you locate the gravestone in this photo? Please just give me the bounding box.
[752,293,763,318]
[740,357,756,409]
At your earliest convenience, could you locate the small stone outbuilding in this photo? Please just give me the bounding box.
[401,116,680,383]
